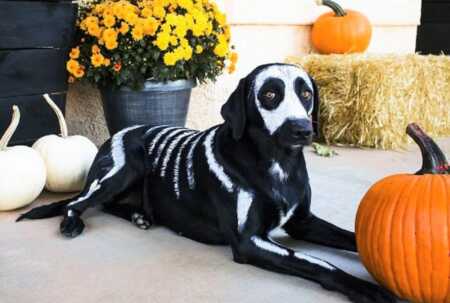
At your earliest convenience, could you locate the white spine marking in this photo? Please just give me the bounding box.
[160,130,196,178]
[204,128,234,193]
[68,179,101,206]
[251,236,289,256]
[294,252,335,270]
[173,132,202,198]
[148,126,179,156]
[101,125,142,183]
[152,128,188,169]
[270,161,288,182]
[186,132,207,190]
[237,190,253,232]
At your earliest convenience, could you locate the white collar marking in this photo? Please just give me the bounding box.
[254,65,313,135]
[270,161,288,182]
[204,127,234,193]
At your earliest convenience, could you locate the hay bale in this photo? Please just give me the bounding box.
[287,54,450,149]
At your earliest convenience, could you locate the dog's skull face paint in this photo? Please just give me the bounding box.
[253,65,315,147]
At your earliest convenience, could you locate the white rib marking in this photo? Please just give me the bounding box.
[237,189,253,232]
[148,126,179,156]
[204,128,234,192]
[153,129,188,169]
[251,236,289,256]
[294,252,335,270]
[173,132,202,198]
[160,130,196,177]
[101,125,142,182]
[186,132,207,190]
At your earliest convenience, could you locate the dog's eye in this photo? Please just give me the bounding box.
[263,91,276,101]
[301,90,312,101]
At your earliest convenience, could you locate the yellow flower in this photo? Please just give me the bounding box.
[102,28,118,41]
[104,58,111,66]
[163,52,178,66]
[74,67,85,78]
[84,16,99,27]
[119,22,129,34]
[66,59,80,74]
[87,23,102,38]
[195,45,203,54]
[153,5,166,19]
[69,47,80,59]
[92,44,101,54]
[214,42,228,57]
[91,53,105,67]
[141,7,152,17]
[105,39,118,50]
[132,26,144,40]
[154,32,170,51]
[103,15,116,27]
[169,35,178,46]
[142,17,158,36]
[125,11,138,25]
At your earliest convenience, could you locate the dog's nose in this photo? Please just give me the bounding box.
[288,120,313,139]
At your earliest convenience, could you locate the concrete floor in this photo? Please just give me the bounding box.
[1,138,449,303]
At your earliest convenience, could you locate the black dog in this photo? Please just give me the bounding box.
[19,63,395,303]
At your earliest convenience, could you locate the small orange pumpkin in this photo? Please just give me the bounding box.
[311,0,372,54]
[356,123,450,303]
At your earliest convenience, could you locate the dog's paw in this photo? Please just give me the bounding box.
[131,213,151,230]
[60,213,85,238]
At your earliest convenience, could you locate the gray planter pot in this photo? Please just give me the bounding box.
[100,79,196,135]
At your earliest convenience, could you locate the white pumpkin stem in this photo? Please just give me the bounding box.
[0,105,20,151]
[43,94,68,138]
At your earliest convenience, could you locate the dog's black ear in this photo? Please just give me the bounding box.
[309,76,320,137]
[221,78,247,140]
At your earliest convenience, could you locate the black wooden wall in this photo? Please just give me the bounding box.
[0,1,77,145]
[416,0,450,54]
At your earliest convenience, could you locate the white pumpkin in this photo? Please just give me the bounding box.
[0,106,46,211]
[32,94,98,193]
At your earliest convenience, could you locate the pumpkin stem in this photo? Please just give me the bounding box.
[43,94,68,138]
[406,123,449,175]
[316,0,347,17]
[0,106,20,151]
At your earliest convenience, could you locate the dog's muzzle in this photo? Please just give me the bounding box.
[278,119,313,148]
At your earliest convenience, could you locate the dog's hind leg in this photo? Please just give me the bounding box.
[18,125,147,238]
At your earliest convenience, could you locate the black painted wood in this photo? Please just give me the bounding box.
[421,3,450,23]
[0,1,77,49]
[417,24,450,54]
[417,1,450,54]
[0,49,68,98]
[0,92,66,145]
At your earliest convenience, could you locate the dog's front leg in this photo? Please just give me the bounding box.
[231,236,395,303]
[283,214,357,252]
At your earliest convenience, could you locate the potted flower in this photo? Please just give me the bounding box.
[67,0,237,135]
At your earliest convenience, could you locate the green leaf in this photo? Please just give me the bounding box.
[312,143,338,157]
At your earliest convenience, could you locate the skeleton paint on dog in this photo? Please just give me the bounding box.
[254,65,314,135]
[20,64,393,303]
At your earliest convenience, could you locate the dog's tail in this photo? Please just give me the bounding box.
[16,199,72,222]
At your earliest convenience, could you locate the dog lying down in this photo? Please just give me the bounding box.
[18,63,396,303]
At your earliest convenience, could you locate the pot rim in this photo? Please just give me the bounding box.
[110,79,197,92]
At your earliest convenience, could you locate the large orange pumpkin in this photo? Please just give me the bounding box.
[312,0,372,54]
[356,123,450,303]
